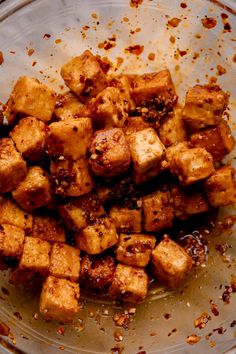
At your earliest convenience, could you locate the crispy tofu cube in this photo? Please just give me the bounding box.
[167,146,215,186]
[59,193,105,231]
[39,276,80,323]
[32,215,65,243]
[190,121,235,161]
[50,158,94,197]
[109,206,142,233]
[9,76,56,121]
[171,185,209,220]
[76,217,118,255]
[0,197,33,233]
[124,116,150,143]
[90,87,129,128]
[12,166,51,211]
[19,236,51,276]
[0,138,27,193]
[80,254,116,290]
[0,224,25,259]
[158,108,187,146]
[109,264,148,303]
[129,128,166,182]
[47,117,93,160]
[204,166,236,207]
[142,191,174,232]
[10,117,46,161]
[89,128,131,178]
[182,85,228,130]
[131,70,176,105]
[54,92,85,121]
[61,50,107,99]
[49,243,80,282]
[116,234,156,267]
[151,235,193,288]
[109,74,135,110]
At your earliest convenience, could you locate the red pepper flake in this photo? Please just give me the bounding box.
[113,312,130,329]
[221,13,231,32]
[222,285,232,303]
[209,300,219,316]
[43,33,51,39]
[194,312,211,329]
[148,52,155,61]
[169,35,176,44]
[213,326,226,334]
[163,313,171,320]
[216,64,226,76]
[10,51,16,54]
[137,352,146,354]
[130,0,143,8]
[32,61,37,67]
[0,51,4,65]
[230,320,236,327]
[231,275,236,292]
[180,2,187,8]
[179,50,187,56]
[201,17,217,29]
[125,45,144,55]
[82,26,90,31]
[27,48,34,56]
[98,40,116,51]
[55,39,62,44]
[56,326,65,335]
[186,334,201,345]
[168,18,181,27]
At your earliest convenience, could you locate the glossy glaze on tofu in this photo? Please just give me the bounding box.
[0,49,234,324]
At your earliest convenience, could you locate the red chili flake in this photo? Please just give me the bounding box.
[186,334,201,345]
[231,275,236,292]
[179,50,187,56]
[148,53,155,61]
[216,64,226,76]
[43,33,51,39]
[130,0,143,8]
[209,300,219,316]
[194,312,211,329]
[222,285,232,303]
[201,17,217,29]
[221,14,232,32]
[0,51,4,65]
[27,48,34,56]
[230,320,236,328]
[163,313,171,320]
[168,17,181,27]
[56,326,65,335]
[180,2,187,8]
[32,61,37,67]
[213,326,226,334]
[125,45,144,55]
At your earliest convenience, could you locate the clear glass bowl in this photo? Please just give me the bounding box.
[0,0,236,353]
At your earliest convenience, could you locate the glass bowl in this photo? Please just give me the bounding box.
[0,0,236,353]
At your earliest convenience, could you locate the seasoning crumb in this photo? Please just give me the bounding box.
[164,313,171,320]
[56,326,65,335]
[194,312,211,329]
[113,312,130,329]
[91,13,98,19]
[232,54,236,63]
[0,321,10,336]
[130,0,143,8]
[55,39,62,44]
[169,35,176,44]
[114,329,123,342]
[210,300,219,316]
[168,18,181,28]
[180,2,187,8]
[148,53,155,61]
[210,340,215,348]
[201,17,217,29]
[216,64,226,76]
[186,334,201,345]
[125,45,144,56]
[27,48,34,56]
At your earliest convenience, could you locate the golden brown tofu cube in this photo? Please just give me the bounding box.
[50,158,94,197]
[109,264,148,303]
[76,217,118,255]
[131,70,176,105]
[129,128,166,181]
[151,235,193,288]
[89,128,131,178]
[9,76,56,121]
[190,121,235,161]
[47,117,93,160]
[109,206,142,233]
[90,87,129,128]
[39,276,80,323]
[80,254,116,290]
[0,224,25,259]
[158,108,187,147]
[49,243,80,282]
[116,234,156,267]
[142,191,174,232]
[12,166,51,211]
[167,146,215,186]
[32,215,66,243]
[60,50,107,99]
[59,193,105,232]
[0,197,33,233]
[124,116,150,143]
[0,138,27,193]
[19,236,51,276]
[182,85,228,130]
[54,92,85,121]
[108,74,135,110]
[10,117,46,161]
[204,166,236,207]
[171,185,209,220]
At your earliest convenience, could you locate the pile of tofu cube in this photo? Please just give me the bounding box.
[0,50,235,323]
